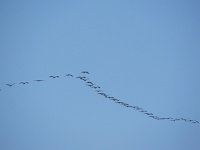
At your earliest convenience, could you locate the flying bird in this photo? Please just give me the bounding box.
[107,96,115,99]
[94,86,101,89]
[111,98,119,101]
[86,81,93,84]
[95,90,103,92]
[87,84,94,87]
[76,76,88,80]
[5,83,15,87]
[65,74,73,77]
[170,118,180,121]
[97,92,108,97]
[49,75,59,78]
[144,113,154,115]
[115,102,124,105]
[19,82,29,84]
[34,80,44,82]
[140,110,147,113]
[149,116,160,119]
[81,71,89,74]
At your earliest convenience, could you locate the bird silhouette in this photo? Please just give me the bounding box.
[5,83,15,87]
[149,116,160,119]
[65,74,73,77]
[115,101,124,104]
[87,84,94,87]
[92,85,101,89]
[144,113,154,115]
[86,81,93,84]
[159,117,172,120]
[107,96,114,99]
[121,103,129,107]
[97,92,108,98]
[170,118,180,121]
[34,80,44,82]
[19,82,29,84]
[81,71,89,74]
[139,110,147,113]
[80,77,89,81]
[111,98,119,101]
[95,90,103,92]
[76,76,88,81]
[180,118,187,122]
[49,75,59,78]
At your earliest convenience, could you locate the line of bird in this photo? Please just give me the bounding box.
[75,74,199,124]
[0,71,199,124]
[0,72,87,88]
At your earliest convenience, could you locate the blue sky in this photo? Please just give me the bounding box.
[0,0,200,150]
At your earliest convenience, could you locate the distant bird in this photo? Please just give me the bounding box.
[149,116,160,119]
[49,75,59,78]
[95,90,103,92]
[140,110,147,113]
[86,81,93,84]
[97,92,106,95]
[34,80,44,82]
[76,76,85,79]
[107,96,114,99]
[180,118,187,122]
[121,103,129,107]
[97,92,108,97]
[115,101,123,104]
[5,83,15,87]
[170,118,180,121]
[126,105,134,108]
[81,71,89,74]
[87,84,94,87]
[131,106,142,110]
[92,85,101,89]
[144,113,153,115]
[65,74,73,77]
[159,117,172,120]
[19,82,29,84]
[76,76,88,81]
[111,98,119,101]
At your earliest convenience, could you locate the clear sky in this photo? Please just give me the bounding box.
[0,0,200,150]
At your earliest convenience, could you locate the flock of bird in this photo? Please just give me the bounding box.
[0,71,199,124]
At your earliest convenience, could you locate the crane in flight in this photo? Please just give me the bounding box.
[65,74,73,77]
[81,71,89,74]
[49,75,59,78]
[19,82,29,84]
[34,80,44,82]
[5,83,15,87]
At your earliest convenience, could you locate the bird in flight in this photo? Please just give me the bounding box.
[93,86,101,89]
[65,74,73,77]
[5,83,15,87]
[107,96,114,99]
[34,80,44,82]
[86,81,93,85]
[76,76,88,81]
[49,75,59,78]
[81,71,89,74]
[19,82,29,84]
[144,113,154,115]
[95,90,103,92]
